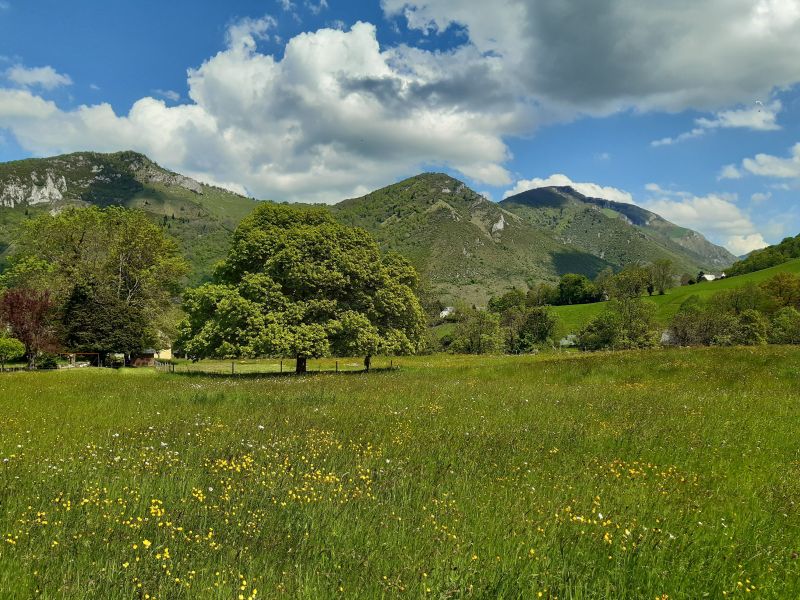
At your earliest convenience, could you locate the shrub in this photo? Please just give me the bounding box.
[578,299,659,351]
[770,307,800,344]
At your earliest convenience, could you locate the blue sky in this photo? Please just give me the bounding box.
[2,0,800,255]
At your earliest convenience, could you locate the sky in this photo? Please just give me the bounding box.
[1,1,800,255]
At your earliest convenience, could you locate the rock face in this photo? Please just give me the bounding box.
[0,172,68,208]
[0,151,206,209]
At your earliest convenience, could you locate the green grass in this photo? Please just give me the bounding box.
[553,258,800,335]
[2,348,799,598]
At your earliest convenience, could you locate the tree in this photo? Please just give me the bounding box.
[594,267,616,300]
[0,288,57,368]
[578,298,659,351]
[61,284,153,361]
[649,259,675,295]
[450,309,503,354]
[176,204,426,373]
[760,272,800,309]
[502,305,558,353]
[769,307,800,344]
[609,265,650,299]
[488,288,526,314]
[557,274,597,305]
[0,336,25,371]
[526,282,558,306]
[8,207,188,357]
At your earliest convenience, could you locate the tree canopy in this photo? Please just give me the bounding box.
[2,206,188,358]
[176,203,426,373]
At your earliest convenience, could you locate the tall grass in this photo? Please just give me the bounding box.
[1,348,799,598]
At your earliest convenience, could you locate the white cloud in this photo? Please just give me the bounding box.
[642,189,767,254]
[738,142,800,179]
[0,2,9,10]
[652,101,782,147]
[726,233,769,255]
[152,89,180,102]
[0,19,519,202]
[751,191,772,202]
[503,173,634,204]
[718,164,744,180]
[382,0,800,114]
[5,64,72,90]
[306,0,329,15]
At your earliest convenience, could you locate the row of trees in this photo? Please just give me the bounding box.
[669,273,800,347]
[573,271,800,351]
[497,260,677,311]
[439,301,559,355]
[0,204,429,372]
[0,207,188,367]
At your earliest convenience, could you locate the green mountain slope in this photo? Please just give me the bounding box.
[332,173,611,304]
[500,186,736,274]
[726,232,800,276]
[552,257,800,335]
[0,151,257,282]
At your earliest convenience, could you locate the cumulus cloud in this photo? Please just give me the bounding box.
[652,101,782,147]
[726,234,770,255]
[382,0,800,114]
[0,19,523,202]
[503,174,634,204]
[5,64,72,90]
[739,142,800,179]
[641,188,767,254]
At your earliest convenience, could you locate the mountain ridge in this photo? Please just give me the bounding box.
[0,152,736,303]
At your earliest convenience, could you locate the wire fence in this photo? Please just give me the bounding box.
[155,357,398,376]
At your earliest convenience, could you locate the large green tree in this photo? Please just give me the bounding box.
[176,204,426,373]
[5,206,188,358]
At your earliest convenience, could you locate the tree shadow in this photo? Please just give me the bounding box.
[162,366,400,380]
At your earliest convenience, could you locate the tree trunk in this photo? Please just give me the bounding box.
[296,355,307,374]
[364,355,371,372]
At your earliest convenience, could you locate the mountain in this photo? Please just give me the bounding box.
[0,152,736,304]
[499,186,736,274]
[0,151,257,282]
[332,173,611,304]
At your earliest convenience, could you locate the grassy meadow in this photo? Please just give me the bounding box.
[552,258,800,336]
[1,348,799,598]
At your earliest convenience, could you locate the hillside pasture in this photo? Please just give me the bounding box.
[552,258,800,335]
[1,348,799,598]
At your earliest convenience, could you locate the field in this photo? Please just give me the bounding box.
[2,348,799,598]
[552,258,800,335]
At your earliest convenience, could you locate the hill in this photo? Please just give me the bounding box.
[552,257,800,335]
[331,173,610,304]
[500,186,736,274]
[726,232,800,276]
[0,151,258,283]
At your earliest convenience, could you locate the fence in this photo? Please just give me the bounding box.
[155,357,397,376]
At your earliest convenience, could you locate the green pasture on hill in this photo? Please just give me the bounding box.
[1,347,799,598]
[552,258,800,336]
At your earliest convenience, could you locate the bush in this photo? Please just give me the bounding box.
[770,307,800,344]
[578,299,659,351]
[503,305,558,353]
[450,310,503,354]
[37,353,60,369]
